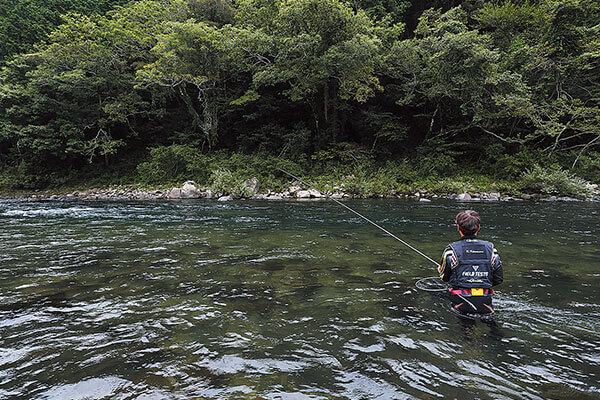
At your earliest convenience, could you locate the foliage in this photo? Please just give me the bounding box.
[210,169,254,198]
[0,1,191,172]
[234,0,385,146]
[1,0,600,191]
[487,147,551,178]
[385,6,533,146]
[135,144,308,191]
[570,151,600,183]
[342,169,400,198]
[519,165,594,197]
[0,0,128,64]
[136,145,204,183]
[347,0,410,23]
[136,19,236,149]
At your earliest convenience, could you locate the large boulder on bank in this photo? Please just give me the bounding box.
[308,189,323,198]
[296,190,311,198]
[181,181,202,198]
[167,188,182,199]
[288,185,302,195]
[487,192,501,201]
[457,192,472,201]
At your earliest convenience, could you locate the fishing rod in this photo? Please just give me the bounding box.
[273,166,439,267]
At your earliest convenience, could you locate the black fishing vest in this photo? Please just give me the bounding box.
[449,238,494,289]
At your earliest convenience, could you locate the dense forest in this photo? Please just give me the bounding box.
[0,0,599,196]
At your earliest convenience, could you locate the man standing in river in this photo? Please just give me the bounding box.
[439,210,503,317]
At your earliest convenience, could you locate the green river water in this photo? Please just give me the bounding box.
[0,199,599,399]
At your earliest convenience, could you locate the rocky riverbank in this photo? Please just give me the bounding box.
[2,179,599,202]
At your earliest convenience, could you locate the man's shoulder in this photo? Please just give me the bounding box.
[452,237,495,249]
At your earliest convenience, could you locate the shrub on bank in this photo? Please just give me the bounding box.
[210,169,254,198]
[136,145,208,183]
[6,143,596,200]
[519,165,594,198]
[135,145,309,190]
[342,176,396,198]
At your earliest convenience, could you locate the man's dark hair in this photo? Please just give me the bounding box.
[455,210,481,235]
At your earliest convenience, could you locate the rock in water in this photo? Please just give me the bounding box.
[217,195,233,202]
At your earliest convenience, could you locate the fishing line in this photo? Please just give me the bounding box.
[273,166,439,267]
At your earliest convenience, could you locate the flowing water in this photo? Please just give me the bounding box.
[0,199,599,400]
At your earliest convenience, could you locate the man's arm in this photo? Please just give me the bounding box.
[439,245,456,282]
[491,245,503,286]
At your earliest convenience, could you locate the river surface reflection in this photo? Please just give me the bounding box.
[0,199,599,399]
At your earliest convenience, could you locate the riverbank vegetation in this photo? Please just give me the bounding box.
[1,0,599,198]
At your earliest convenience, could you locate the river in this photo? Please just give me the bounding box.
[0,199,599,399]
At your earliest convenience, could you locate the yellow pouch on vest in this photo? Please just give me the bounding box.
[471,288,484,296]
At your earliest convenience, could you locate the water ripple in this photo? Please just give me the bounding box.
[0,199,599,399]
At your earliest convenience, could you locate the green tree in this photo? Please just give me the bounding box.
[477,0,600,159]
[0,1,189,171]
[234,0,385,148]
[385,6,532,146]
[0,0,128,64]
[137,20,238,149]
[346,0,410,23]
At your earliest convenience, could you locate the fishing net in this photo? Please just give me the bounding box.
[415,277,449,292]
